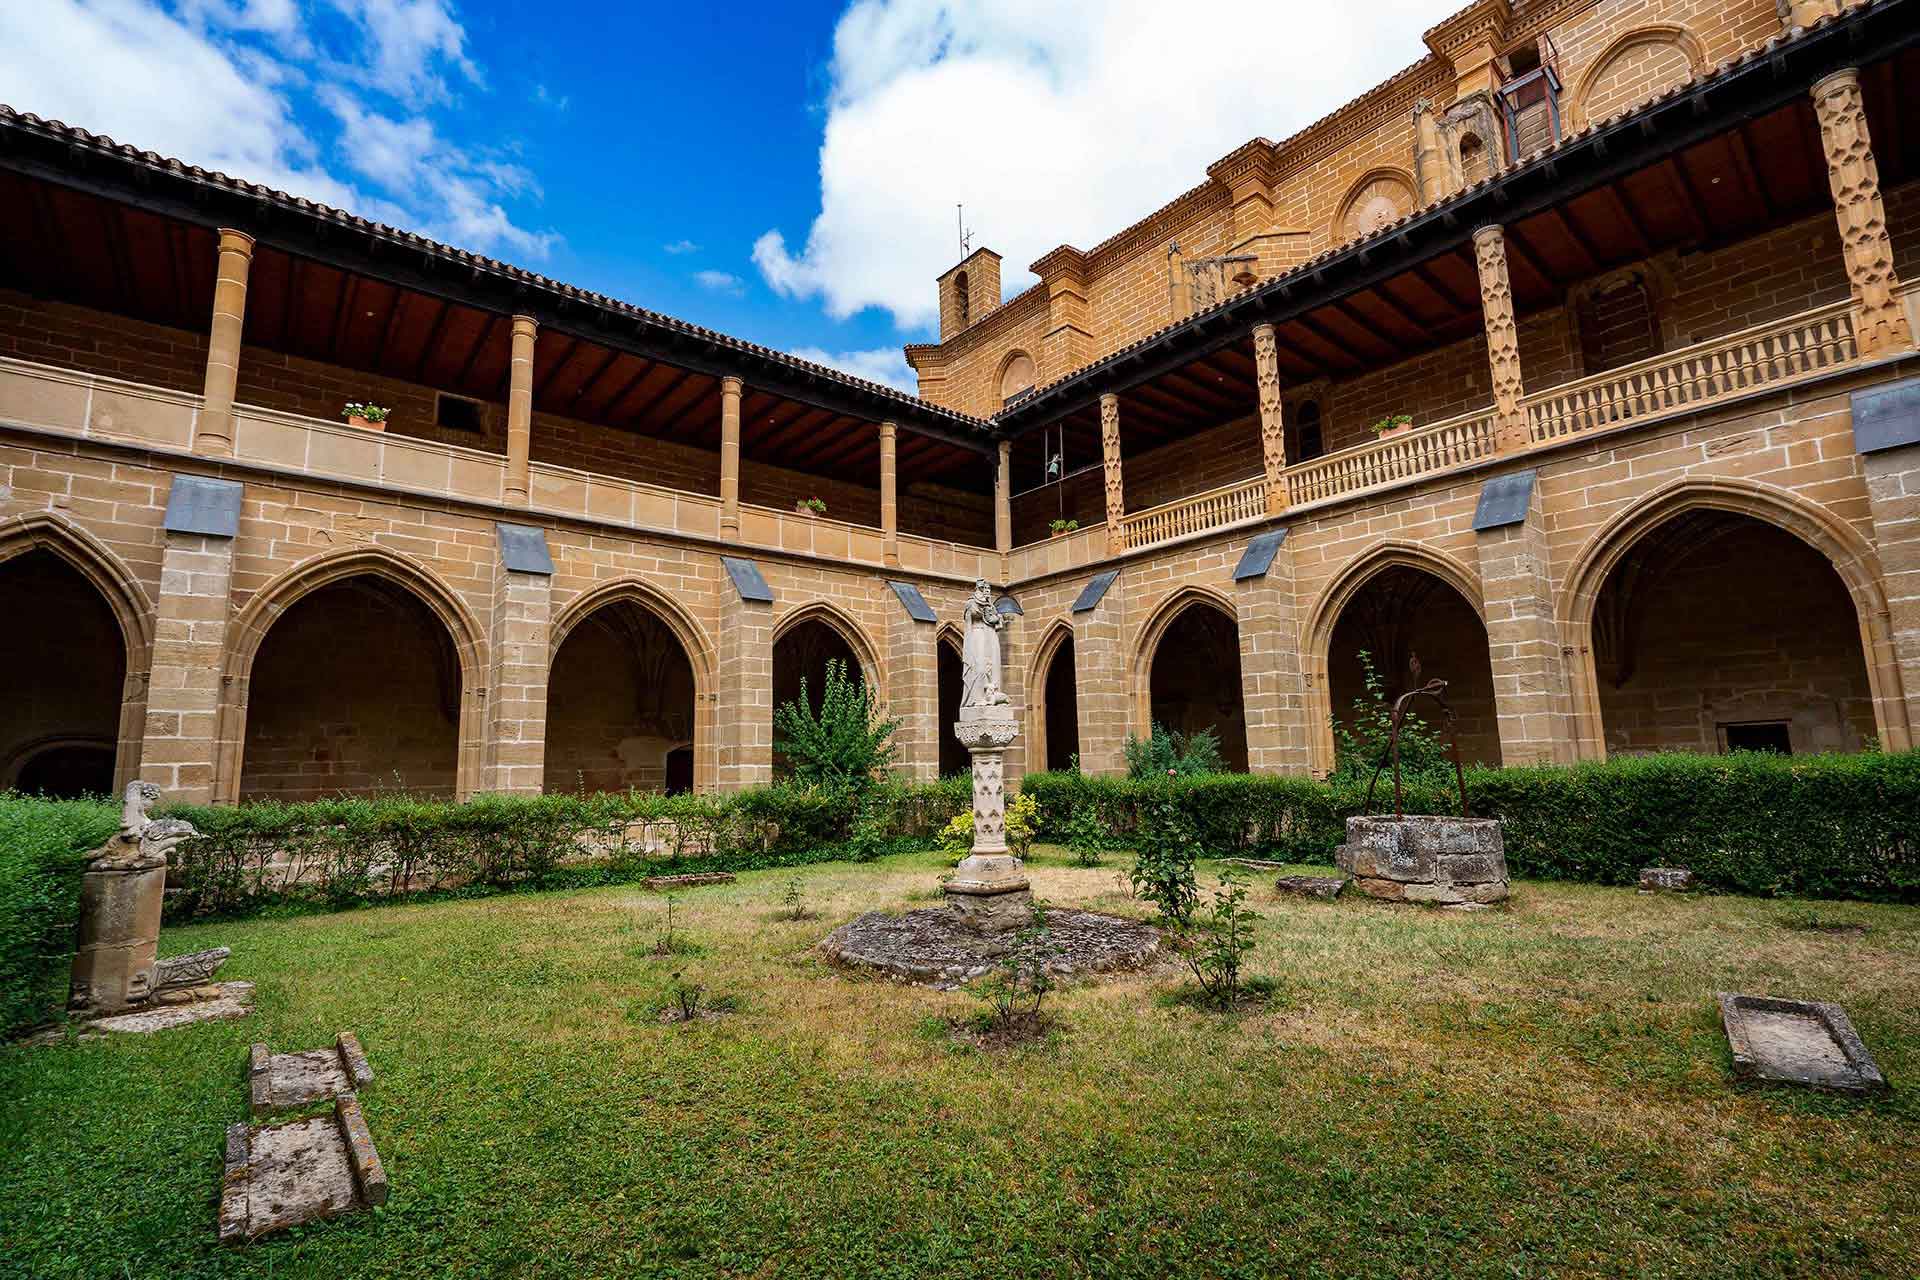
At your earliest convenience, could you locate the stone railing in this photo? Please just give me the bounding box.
[1283,405,1499,508]
[1120,475,1268,550]
[1523,300,1859,445]
[0,356,1001,581]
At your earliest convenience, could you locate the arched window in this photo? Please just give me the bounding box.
[954,271,971,329]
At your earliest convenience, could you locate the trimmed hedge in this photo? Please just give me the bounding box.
[1022,750,1920,901]
[0,793,119,1038]
[156,776,974,923]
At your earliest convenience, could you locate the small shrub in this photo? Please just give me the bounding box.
[1125,722,1226,779]
[1131,786,1201,925]
[933,792,1036,862]
[1064,803,1114,867]
[1175,866,1262,1009]
[966,904,1065,1042]
[1329,649,1453,785]
[780,877,811,921]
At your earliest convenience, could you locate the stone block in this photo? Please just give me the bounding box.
[1343,815,1508,906]
[248,1031,375,1118]
[1639,866,1699,893]
[1273,874,1347,899]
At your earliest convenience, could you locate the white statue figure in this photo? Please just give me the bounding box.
[960,579,1011,709]
[88,780,198,871]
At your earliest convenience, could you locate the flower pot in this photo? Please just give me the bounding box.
[1050,527,1074,539]
[345,414,385,433]
[1376,423,1413,441]
[795,502,819,517]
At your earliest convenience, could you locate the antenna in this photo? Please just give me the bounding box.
[957,204,972,257]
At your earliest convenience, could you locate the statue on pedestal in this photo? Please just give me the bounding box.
[947,580,1030,934]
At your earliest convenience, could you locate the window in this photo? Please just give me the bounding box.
[1291,400,1324,463]
[1577,276,1662,374]
[954,271,971,329]
[998,352,1036,406]
[435,392,485,433]
[1722,721,1792,755]
[1498,34,1562,161]
[1459,132,1489,186]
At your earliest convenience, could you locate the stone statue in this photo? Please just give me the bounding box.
[960,579,1010,709]
[949,582,1027,934]
[71,781,224,1016]
[88,780,199,871]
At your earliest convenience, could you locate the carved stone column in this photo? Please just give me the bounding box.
[195,229,254,457]
[1473,226,1529,452]
[879,421,899,567]
[1252,323,1288,515]
[948,709,1028,932]
[994,439,1012,555]
[504,315,537,505]
[719,376,743,536]
[1813,69,1914,358]
[1100,392,1125,555]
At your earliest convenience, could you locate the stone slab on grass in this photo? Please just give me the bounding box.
[822,907,1161,990]
[85,981,254,1035]
[638,872,736,891]
[220,1094,388,1244]
[1273,875,1347,899]
[249,1032,374,1117]
[1717,992,1889,1096]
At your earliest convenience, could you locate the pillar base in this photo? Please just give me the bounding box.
[945,854,1033,935]
[69,862,166,1014]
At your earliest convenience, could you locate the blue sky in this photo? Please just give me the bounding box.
[0,1,1463,391]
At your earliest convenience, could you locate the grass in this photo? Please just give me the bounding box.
[3,845,1916,1279]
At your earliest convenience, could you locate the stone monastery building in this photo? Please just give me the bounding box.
[2,0,1919,803]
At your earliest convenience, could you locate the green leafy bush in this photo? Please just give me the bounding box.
[1175,865,1261,1008]
[1025,750,1919,901]
[1329,650,1454,785]
[1124,722,1226,779]
[1131,784,1201,924]
[0,793,118,1037]
[774,658,898,791]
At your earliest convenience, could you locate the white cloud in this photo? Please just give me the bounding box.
[0,0,556,260]
[756,0,1463,331]
[323,0,481,104]
[663,239,701,255]
[694,269,746,296]
[789,345,918,393]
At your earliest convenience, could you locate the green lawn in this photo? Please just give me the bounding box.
[3,849,1915,1279]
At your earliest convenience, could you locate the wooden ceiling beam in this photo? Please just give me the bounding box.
[455,311,497,391]
[1502,224,1556,294]
[1291,313,1366,371]
[1331,296,1414,358]
[757,405,839,455]
[1544,206,1603,276]
[327,273,357,364]
[595,358,655,421]
[1607,180,1658,258]
[1727,128,1777,222]
[373,288,408,379]
[533,335,584,400]
[411,297,452,381]
[624,367,699,426]
[1411,260,1474,312]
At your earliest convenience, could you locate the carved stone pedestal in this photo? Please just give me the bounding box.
[947,709,1030,934]
[69,862,166,1014]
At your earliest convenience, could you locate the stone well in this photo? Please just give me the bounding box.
[1337,814,1509,905]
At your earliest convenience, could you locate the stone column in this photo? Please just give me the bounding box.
[141,531,236,804]
[1100,392,1126,555]
[879,421,899,568]
[1813,70,1914,358]
[1073,605,1129,776]
[719,376,743,537]
[994,440,1013,555]
[947,707,1028,932]
[1473,226,1529,454]
[887,608,939,782]
[1236,569,1312,775]
[1476,491,1577,765]
[1862,442,1920,751]
[486,557,552,794]
[1252,323,1289,516]
[504,315,537,505]
[1413,99,1450,205]
[194,228,254,458]
[714,590,773,790]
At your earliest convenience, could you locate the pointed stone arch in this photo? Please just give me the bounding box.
[772,600,885,693]
[215,546,489,801]
[1027,618,1079,775]
[0,513,154,791]
[1304,540,1486,775]
[1569,23,1709,130]
[548,578,720,793]
[1559,476,1909,757]
[1133,585,1247,769]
